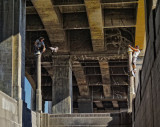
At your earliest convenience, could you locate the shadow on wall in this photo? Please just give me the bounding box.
[23,102,32,127]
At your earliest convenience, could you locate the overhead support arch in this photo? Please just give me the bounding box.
[99,62,111,97]
[25,71,36,90]
[31,0,67,52]
[84,0,104,51]
[72,61,90,97]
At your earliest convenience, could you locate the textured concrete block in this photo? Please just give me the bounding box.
[0,91,21,127]
[78,99,93,113]
[48,113,131,127]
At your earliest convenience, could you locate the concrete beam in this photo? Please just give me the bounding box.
[135,0,145,49]
[59,6,86,13]
[99,62,111,85]
[25,71,36,90]
[72,61,90,97]
[84,0,104,51]
[31,0,67,52]
[104,25,136,29]
[26,6,37,14]
[99,62,111,97]
[94,101,104,108]
[103,85,111,98]
[78,98,93,113]
[112,101,119,108]
[71,54,128,61]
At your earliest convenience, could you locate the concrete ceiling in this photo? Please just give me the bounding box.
[25,0,145,112]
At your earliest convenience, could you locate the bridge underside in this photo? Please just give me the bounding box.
[25,0,144,113]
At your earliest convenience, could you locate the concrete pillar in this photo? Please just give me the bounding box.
[128,48,135,112]
[31,88,36,111]
[78,98,93,113]
[48,101,52,114]
[36,51,42,112]
[0,0,26,99]
[135,57,143,92]
[52,55,72,114]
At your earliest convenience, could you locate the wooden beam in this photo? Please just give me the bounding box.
[135,0,145,49]
[84,0,104,51]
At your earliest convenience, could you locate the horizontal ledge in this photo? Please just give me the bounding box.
[104,25,136,29]
[101,1,138,4]
[54,4,85,7]
[26,26,135,31]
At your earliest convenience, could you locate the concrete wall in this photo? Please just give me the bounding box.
[41,112,132,127]
[0,0,26,100]
[0,0,13,96]
[133,1,160,127]
[0,90,20,127]
[0,90,39,127]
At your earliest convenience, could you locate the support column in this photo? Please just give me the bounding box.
[31,88,36,111]
[128,48,135,112]
[36,51,42,112]
[78,98,93,113]
[52,55,72,114]
[0,0,26,100]
[48,101,52,114]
